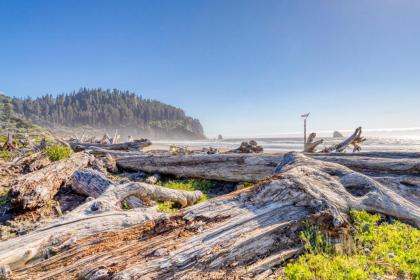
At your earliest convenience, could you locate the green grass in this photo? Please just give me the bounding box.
[0,151,15,161]
[44,145,72,161]
[156,179,214,213]
[283,210,420,280]
[0,189,9,207]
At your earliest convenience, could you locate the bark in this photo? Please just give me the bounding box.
[10,152,92,210]
[69,139,152,152]
[0,152,418,280]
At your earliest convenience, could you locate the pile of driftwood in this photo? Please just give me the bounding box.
[0,128,419,280]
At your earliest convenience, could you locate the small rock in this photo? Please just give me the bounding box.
[388,252,395,259]
[333,131,344,138]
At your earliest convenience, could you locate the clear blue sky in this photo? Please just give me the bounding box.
[1,0,419,137]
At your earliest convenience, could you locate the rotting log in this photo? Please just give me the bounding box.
[69,139,152,152]
[0,152,418,279]
[10,152,92,210]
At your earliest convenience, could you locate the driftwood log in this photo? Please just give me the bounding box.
[0,152,418,279]
[117,154,284,182]
[69,139,152,152]
[117,152,419,182]
[10,152,92,210]
[304,127,366,153]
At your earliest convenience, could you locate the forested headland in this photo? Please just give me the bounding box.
[5,89,205,139]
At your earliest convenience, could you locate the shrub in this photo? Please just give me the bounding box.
[44,145,72,161]
[283,210,420,280]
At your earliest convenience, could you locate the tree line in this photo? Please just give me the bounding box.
[10,88,204,136]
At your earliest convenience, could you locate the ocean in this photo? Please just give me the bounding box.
[154,131,420,153]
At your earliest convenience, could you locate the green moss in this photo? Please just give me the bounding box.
[44,145,72,161]
[283,210,420,280]
[156,179,214,213]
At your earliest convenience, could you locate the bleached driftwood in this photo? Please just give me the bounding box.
[117,154,284,182]
[0,176,203,271]
[10,152,92,210]
[1,153,418,279]
[71,168,203,207]
[303,132,323,153]
[69,139,151,152]
[322,127,366,153]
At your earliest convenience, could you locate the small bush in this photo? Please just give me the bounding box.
[44,145,72,161]
[283,210,420,280]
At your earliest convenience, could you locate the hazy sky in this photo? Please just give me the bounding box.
[1,0,419,137]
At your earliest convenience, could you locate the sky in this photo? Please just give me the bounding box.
[1,0,420,138]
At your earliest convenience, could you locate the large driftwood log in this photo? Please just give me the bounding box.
[117,152,419,182]
[0,152,418,279]
[10,152,92,210]
[117,154,284,182]
[69,139,151,152]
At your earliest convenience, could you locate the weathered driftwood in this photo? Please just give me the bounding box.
[71,168,202,207]
[117,152,419,182]
[117,154,284,182]
[69,139,151,152]
[0,152,418,279]
[0,177,203,271]
[323,127,366,153]
[303,132,323,153]
[10,152,92,210]
[312,154,420,175]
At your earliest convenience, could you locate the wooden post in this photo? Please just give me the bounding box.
[301,113,310,150]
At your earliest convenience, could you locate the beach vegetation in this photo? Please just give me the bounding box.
[44,145,72,161]
[283,210,420,280]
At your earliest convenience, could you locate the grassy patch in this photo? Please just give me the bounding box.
[44,145,72,161]
[283,210,420,280]
[156,179,214,213]
[0,151,16,161]
[0,189,9,207]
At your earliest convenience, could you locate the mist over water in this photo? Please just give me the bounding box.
[155,128,420,152]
